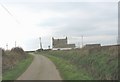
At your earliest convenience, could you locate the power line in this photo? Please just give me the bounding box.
[0,2,20,24]
[0,3,13,17]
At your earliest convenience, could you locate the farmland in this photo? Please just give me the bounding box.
[38,45,119,80]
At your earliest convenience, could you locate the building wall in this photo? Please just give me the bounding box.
[67,44,75,48]
[53,39,67,48]
[52,37,75,49]
[84,44,101,49]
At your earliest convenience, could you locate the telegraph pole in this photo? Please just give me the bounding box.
[39,37,42,50]
[81,35,83,48]
[6,43,8,50]
[15,41,16,47]
[48,45,50,49]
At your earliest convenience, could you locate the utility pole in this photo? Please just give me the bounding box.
[78,42,80,48]
[81,35,83,48]
[6,43,8,50]
[15,41,16,47]
[48,45,50,49]
[39,37,42,50]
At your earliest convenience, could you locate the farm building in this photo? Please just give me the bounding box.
[52,37,75,50]
[83,44,101,49]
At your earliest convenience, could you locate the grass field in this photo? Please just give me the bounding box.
[38,48,118,80]
[45,54,93,80]
[2,54,34,80]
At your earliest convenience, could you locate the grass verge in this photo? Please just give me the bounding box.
[2,54,34,80]
[40,49,118,80]
[44,54,93,80]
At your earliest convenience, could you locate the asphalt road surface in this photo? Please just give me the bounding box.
[17,54,62,80]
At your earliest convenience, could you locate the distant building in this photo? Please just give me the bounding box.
[84,44,101,49]
[52,37,75,50]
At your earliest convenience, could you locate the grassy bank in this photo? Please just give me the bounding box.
[45,54,93,80]
[3,54,34,80]
[38,48,118,80]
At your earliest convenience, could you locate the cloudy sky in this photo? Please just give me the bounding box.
[0,0,119,51]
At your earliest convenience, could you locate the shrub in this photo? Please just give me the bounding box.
[0,48,5,56]
[11,47,25,55]
[2,47,27,73]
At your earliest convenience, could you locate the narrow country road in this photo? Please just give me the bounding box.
[17,54,62,80]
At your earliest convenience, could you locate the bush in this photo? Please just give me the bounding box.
[11,47,25,55]
[1,48,5,56]
[2,47,27,73]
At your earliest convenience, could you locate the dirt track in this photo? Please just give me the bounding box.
[17,54,62,80]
